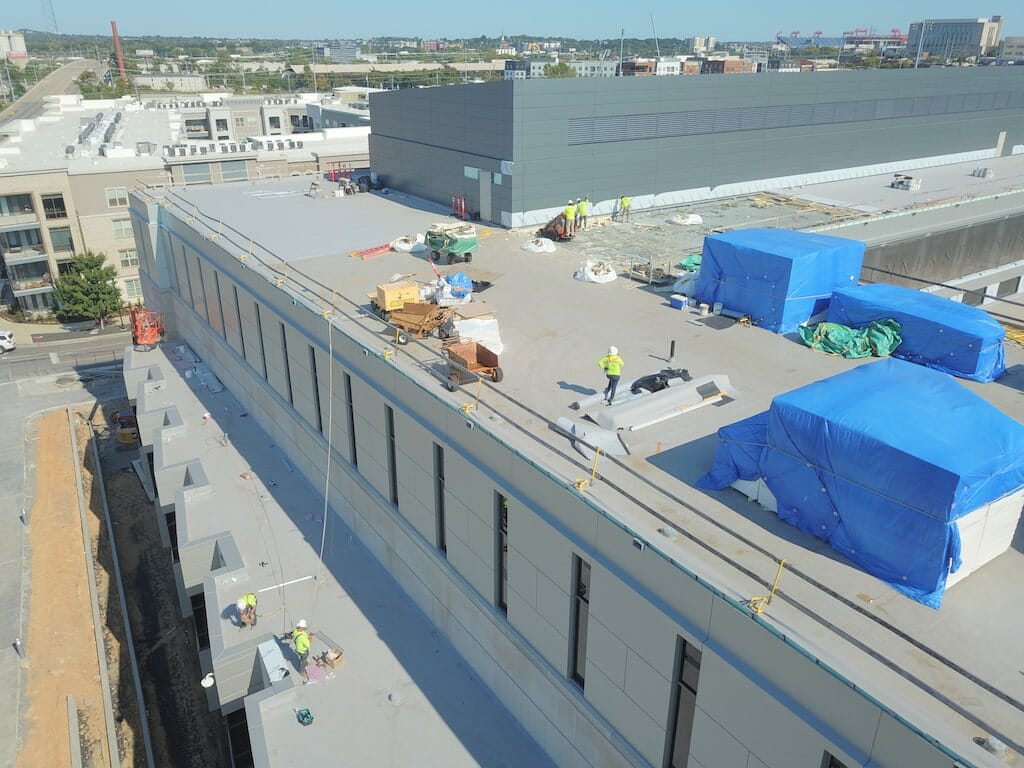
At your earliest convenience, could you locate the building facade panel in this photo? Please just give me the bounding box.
[134,192,985,768]
[371,69,1024,226]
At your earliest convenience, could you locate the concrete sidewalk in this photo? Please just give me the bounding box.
[1,319,130,346]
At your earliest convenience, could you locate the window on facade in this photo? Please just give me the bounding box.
[113,219,134,239]
[215,118,228,132]
[50,226,74,252]
[41,194,67,219]
[344,373,357,467]
[463,166,479,180]
[119,248,139,268]
[233,286,245,358]
[665,638,702,768]
[182,163,212,185]
[820,753,849,768]
[166,510,180,562]
[570,555,591,688]
[434,444,447,555]
[280,322,293,405]
[105,187,129,207]
[189,592,210,650]
[234,116,246,127]
[309,346,323,434]
[496,493,508,613]
[123,278,143,300]
[0,194,33,216]
[269,116,281,129]
[220,159,248,182]
[385,405,398,506]
[254,302,268,379]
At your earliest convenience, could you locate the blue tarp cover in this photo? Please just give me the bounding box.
[693,229,864,333]
[829,283,1005,382]
[697,358,1024,607]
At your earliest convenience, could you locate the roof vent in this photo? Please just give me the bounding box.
[65,145,75,156]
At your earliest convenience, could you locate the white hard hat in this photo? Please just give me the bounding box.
[568,199,573,204]
[236,599,247,611]
[296,619,308,629]
[608,346,618,355]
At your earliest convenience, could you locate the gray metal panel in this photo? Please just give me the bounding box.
[371,69,1024,219]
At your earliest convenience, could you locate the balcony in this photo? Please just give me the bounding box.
[2,244,49,266]
[0,211,41,230]
[11,277,54,296]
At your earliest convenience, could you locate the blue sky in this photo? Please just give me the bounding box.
[9,1,1018,41]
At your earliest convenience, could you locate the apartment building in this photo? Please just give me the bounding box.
[907,16,1005,61]
[0,93,370,315]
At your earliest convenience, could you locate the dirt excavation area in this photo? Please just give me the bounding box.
[19,405,229,767]
[20,410,119,768]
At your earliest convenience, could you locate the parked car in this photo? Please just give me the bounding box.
[0,330,16,353]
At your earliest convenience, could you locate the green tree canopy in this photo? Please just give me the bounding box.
[52,251,123,326]
[543,62,576,78]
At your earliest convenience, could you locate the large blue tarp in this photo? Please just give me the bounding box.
[828,283,1006,382]
[693,229,864,334]
[697,358,1024,607]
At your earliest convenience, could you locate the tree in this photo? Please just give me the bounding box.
[544,62,576,78]
[52,252,123,328]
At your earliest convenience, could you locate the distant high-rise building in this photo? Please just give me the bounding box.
[683,36,717,54]
[907,16,1003,61]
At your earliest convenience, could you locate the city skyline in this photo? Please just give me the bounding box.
[3,1,1017,44]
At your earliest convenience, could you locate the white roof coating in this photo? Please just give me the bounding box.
[141,160,1024,766]
[0,96,369,175]
[127,345,553,766]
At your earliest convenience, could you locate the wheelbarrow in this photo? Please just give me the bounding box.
[443,341,503,390]
[389,302,454,344]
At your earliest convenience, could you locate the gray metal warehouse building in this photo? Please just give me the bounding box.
[368,68,1024,227]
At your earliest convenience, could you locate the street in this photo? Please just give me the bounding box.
[0,59,101,125]
[0,329,130,383]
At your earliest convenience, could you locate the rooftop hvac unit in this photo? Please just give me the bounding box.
[287,140,295,148]
[177,146,187,156]
[162,144,171,155]
[220,144,229,152]
[189,145,198,155]
[277,140,285,150]
[229,142,238,152]
[200,146,207,154]
[296,141,303,148]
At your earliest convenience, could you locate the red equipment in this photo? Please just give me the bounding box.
[130,306,164,351]
[450,194,466,220]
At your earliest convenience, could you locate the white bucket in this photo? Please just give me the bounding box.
[699,303,710,317]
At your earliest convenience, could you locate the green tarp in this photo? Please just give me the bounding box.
[798,319,902,358]
[677,254,702,272]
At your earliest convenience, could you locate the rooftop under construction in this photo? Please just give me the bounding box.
[124,143,1024,767]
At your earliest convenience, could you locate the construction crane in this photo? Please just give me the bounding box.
[891,27,908,42]
[41,0,58,36]
[790,30,801,38]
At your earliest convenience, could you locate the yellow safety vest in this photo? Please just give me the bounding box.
[293,628,311,654]
[599,354,623,376]
[564,203,577,219]
[578,200,589,215]
[621,197,631,209]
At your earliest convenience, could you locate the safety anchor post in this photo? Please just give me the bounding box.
[748,558,787,615]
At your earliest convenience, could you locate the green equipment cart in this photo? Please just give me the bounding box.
[426,222,478,264]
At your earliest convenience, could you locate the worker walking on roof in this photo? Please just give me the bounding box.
[598,346,624,405]
[618,194,631,223]
[563,199,577,237]
[292,619,315,681]
[576,197,590,231]
[237,592,258,628]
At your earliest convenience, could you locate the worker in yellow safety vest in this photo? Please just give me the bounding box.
[563,199,577,237]
[618,194,631,222]
[577,197,590,230]
[292,619,315,680]
[598,346,624,404]
[237,592,258,628]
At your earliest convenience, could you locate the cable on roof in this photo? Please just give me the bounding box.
[312,313,335,609]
